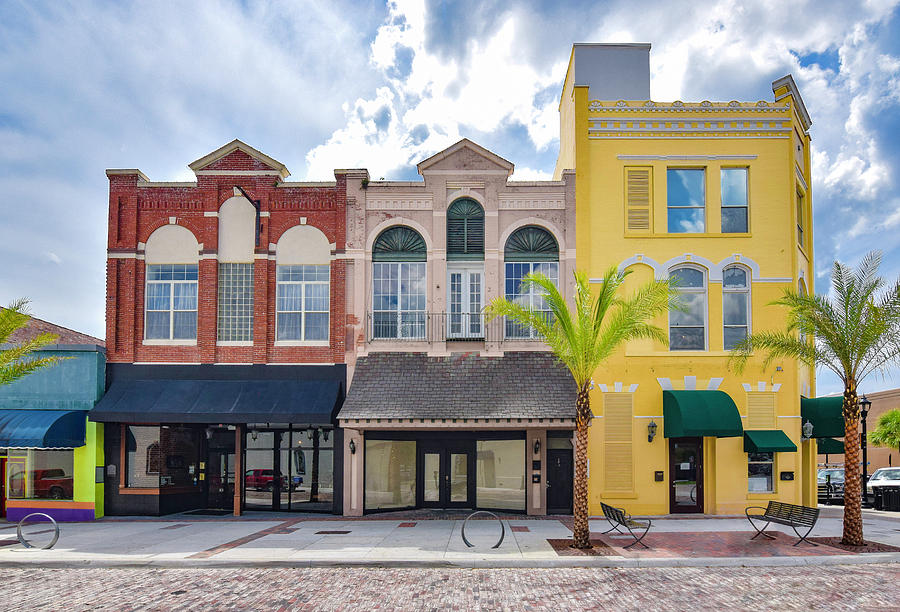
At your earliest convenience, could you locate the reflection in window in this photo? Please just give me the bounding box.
[667,169,705,233]
[126,425,201,488]
[476,440,525,510]
[721,168,748,233]
[127,425,161,487]
[748,451,774,492]
[372,262,427,339]
[504,262,558,339]
[670,266,706,351]
[276,265,330,341]
[145,264,198,340]
[723,266,750,350]
[5,450,74,500]
[364,440,416,510]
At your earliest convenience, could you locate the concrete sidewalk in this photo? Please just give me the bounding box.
[1,510,899,569]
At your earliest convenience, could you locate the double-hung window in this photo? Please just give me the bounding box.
[276,265,330,341]
[372,262,426,339]
[748,452,774,492]
[669,266,706,350]
[667,169,705,233]
[145,264,198,340]
[721,168,748,233]
[217,263,254,341]
[723,266,750,350]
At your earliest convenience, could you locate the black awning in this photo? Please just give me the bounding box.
[89,379,342,424]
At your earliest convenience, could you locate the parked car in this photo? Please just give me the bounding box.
[817,468,845,504]
[866,467,900,496]
[244,469,286,491]
[8,469,73,499]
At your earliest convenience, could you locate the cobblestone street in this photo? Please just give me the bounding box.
[1,565,898,611]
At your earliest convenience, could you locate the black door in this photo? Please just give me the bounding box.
[418,444,474,508]
[206,430,236,510]
[546,449,573,514]
[669,437,703,513]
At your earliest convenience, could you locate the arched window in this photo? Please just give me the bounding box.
[446,199,484,260]
[504,226,559,339]
[144,225,199,341]
[275,225,331,342]
[669,265,706,351]
[372,226,427,339]
[723,265,750,350]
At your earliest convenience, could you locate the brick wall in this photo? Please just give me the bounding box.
[106,149,347,365]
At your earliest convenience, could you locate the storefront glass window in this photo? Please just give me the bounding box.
[159,426,202,488]
[127,425,161,487]
[6,450,74,500]
[476,440,525,511]
[748,451,774,492]
[364,440,416,510]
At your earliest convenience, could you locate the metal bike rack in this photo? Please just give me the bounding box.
[17,513,60,550]
[461,510,505,549]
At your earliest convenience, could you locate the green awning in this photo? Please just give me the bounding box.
[743,430,797,453]
[817,437,844,454]
[663,390,743,438]
[800,396,844,438]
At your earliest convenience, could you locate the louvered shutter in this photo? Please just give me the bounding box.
[447,198,484,260]
[603,393,634,492]
[625,167,652,232]
[746,392,776,430]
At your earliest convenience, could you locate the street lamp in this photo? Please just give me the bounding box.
[860,395,872,506]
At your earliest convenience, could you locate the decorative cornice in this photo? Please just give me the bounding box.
[366,196,433,210]
[595,382,639,393]
[589,100,791,113]
[617,154,758,161]
[498,193,566,210]
[742,382,783,393]
[657,376,724,391]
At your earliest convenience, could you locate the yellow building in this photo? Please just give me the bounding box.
[556,44,819,515]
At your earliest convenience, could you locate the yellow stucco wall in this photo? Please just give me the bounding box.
[561,54,818,515]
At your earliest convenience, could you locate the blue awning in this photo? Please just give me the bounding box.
[0,409,87,448]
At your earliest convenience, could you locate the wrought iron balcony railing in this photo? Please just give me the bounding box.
[366,312,550,343]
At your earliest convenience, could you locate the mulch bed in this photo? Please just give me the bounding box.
[547,538,618,556]
[809,537,900,553]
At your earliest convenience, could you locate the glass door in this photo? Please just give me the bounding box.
[448,267,483,339]
[669,437,703,513]
[418,445,473,508]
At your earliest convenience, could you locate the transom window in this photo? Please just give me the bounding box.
[276,265,330,341]
[669,266,706,351]
[145,264,198,340]
[217,263,254,341]
[447,198,484,260]
[721,168,748,233]
[723,266,750,350]
[667,169,705,233]
[372,226,427,339]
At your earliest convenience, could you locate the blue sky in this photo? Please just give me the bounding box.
[1,0,899,395]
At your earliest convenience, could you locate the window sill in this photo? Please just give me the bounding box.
[274,340,330,347]
[747,491,777,499]
[216,341,253,347]
[641,232,752,238]
[142,339,197,346]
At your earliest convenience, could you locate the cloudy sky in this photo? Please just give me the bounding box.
[1,0,899,395]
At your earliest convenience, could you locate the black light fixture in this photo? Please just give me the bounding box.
[307,429,314,441]
[205,428,214,440]
[860,395,872,502]
[251,430,259,442]
[349,439,356,454]
[323,429,330,442]
[533,439,541,455]
[647,420,658,443]
[802,420,814,440]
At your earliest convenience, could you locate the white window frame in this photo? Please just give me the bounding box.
[503,261,559,340]
[447,264,484,339]
[275,264,330,345]
[144,264,198,343]
[668,264,708,351]
[371,261,427,340]
[722,265,751,350]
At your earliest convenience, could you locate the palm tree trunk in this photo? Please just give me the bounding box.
[572,382,592,549]
[842,379,865,546]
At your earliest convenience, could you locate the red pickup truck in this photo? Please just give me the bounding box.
[9,469,73,499]
[245,469,287,491]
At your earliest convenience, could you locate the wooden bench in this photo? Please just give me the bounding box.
[745,501,819,546]
[599,502,652,549]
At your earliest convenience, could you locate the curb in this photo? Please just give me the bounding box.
[0,552,898,570]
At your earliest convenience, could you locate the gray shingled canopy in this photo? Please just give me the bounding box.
[339,352,576,420]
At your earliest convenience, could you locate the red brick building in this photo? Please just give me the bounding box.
[92,141,349,516]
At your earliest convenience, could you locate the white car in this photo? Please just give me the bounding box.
[866,467,900,495]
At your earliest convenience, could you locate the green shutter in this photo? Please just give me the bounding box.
[447,198,484,261]
[504,226,559,262]
[372,226,427,262]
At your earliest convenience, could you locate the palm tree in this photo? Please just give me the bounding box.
[485,267,674,549]
[870,409,900,458]
[731,251,900,546]
[1,298,62,386]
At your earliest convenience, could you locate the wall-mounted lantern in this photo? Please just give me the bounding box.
[349,439,357,454]
[647,420,658,443]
